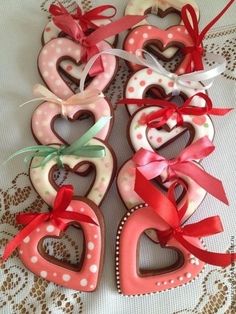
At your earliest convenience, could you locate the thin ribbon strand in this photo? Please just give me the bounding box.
[134,170,236,267]
[118,93,232,128]
[1,185,97,263]
[20,84,104,118]
[3,116,111,168]
[133,136,229,205]
[79,48,226,93]
[181,1,235,72]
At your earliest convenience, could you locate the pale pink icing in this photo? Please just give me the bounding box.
[38,38,117,98]
[19,199,103,291]
[31,97,112,145]
[125,67,207,116]
[124,25,193,73]
[42,20,116,82]
[30,139,115,207]
[117,205,205,295]
[117,159,206,232]
[128,105,214,154]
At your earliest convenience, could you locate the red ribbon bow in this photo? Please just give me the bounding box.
[52,12,145,76]
[135,170,236,267]
[133,136,228,205]
[49,3,116,33]
[1,185,97,263]
[118,93,232,128]
[181,0,235,72]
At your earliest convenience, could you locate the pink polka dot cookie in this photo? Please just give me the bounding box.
[116,204,204,295]
[128,105,214,156]
[31,96,113,146]
[19,197,104,291]
[124,25,194,73]
[42,18,117,84]
[125,67,207,116]
[117,158,206,242]
[124,0,199,61]
[30,139,116,207]
[38,38,117,97]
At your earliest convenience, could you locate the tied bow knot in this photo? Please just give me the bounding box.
[133,136,229,205]
[1,185,97,263]
[134,170,236,267]
[181,1,235,72]
[118,93,232,128]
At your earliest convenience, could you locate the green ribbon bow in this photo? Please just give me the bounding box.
[4,116,110,168]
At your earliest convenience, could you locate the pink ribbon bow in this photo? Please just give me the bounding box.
[133,136,228,205]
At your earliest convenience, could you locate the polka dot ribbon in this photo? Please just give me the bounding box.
[134,170,236,267]
[1,185,97,264]
[133,136,229,205]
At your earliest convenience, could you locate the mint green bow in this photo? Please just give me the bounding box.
[4,116,110,168]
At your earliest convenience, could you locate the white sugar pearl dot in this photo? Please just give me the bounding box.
[142,33,148,39]
[179,276,183,281]
[40,271,47,278]
[186,272,192,278]
[168,33,173,39]
[43,71,49,77]
[46,225,55,232]
[89,265,98,273]
[87,254,92,259]
[88,242,95,250]
[55,80,61,86]
[30,256,38,263]
[80,278,88,286]
[23,236,30,243]
[128,38,134,45]
[62,274,71,282]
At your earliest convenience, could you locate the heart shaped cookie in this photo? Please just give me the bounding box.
[38,38,117,97]
[18,197,104,291]
[116,204,204,295]
[124,25,193,73]
[125,68,207,116]
[29,139,116,207]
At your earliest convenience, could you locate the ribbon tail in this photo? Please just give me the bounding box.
[174,162,229,205]
[2,214,48,262]
[209,108,233,115]
[53,185,74,214]
[175,233,236,267]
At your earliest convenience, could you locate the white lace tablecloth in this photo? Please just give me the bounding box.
[0,0,235,313]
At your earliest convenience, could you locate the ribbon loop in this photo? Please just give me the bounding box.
[134,170,236,267]
[133,136,229,205]
[1,185,97,263]
[181,1,235,72]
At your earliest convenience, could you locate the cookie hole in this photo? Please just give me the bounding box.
[52,164,96,196]
[146,8,181,29]
[138,232,184,276]
[39,225,85,271]
[54,112,94,144]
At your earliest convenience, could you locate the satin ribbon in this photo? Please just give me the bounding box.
[20,84,104,118]
[49,3,116,32]
[79,48,226,94]
[1,185,97,263]
[53,14,145,76]
[4,116,110,168]
[182,1,235,72]
[118,92,232,128]
[134,170,236,267]
[133,136,228,205]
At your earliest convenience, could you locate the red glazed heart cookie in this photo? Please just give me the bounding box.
[19,197,104,291]
[116,204,204,295]
[124,25,194,73]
